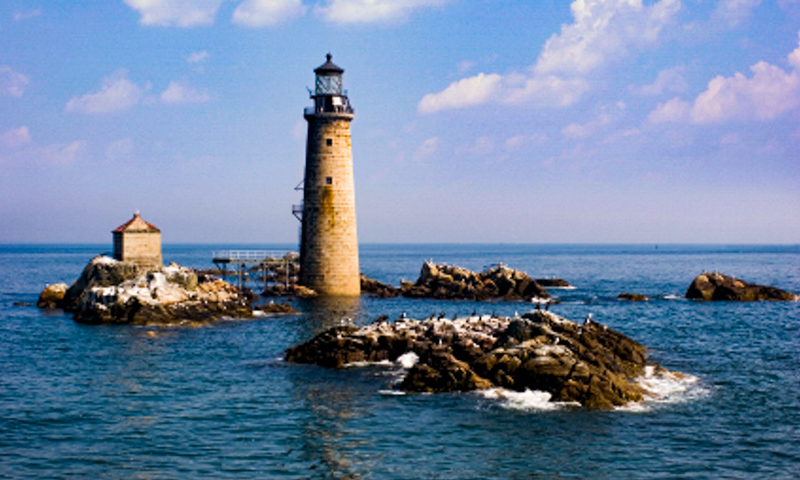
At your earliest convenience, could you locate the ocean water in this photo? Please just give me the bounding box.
[1,243,799,479]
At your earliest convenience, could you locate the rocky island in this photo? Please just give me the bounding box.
[361,261,572,301]
[286,309,674,409]
[686,272,799,301]
[38,255,296,325]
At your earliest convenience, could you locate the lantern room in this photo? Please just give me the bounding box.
[307,54,353,116]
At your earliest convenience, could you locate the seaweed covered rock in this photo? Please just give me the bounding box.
[286,310,665,409]
[686,272,799,301]
[53,255,253,325]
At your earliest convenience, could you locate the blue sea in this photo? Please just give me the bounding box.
[1,244,799,479]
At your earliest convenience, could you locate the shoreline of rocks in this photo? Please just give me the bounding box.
[286,309,671,409]
[38,255,298,325]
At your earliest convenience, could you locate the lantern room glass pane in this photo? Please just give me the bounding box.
[315,74,342,95]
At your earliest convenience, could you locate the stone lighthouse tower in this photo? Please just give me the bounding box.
[298,54,360,296]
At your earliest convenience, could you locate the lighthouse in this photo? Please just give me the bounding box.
[297,54,360,296]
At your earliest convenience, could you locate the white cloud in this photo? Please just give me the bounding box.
[418,71,590,113]
[457,60,475,75]
[38,141,86,165]
[562,103,624,139]
[232,0,307,26]
[691,62,800,123]
[647,97,690,123]
[649,53,800,125]
[789,31,800,70]
[563,114,612,139]
[1,126,32,149]
[634,66,687,96]
[13,9,41,22]
[66,70,146,114]
[0,66,30,97]
[712,0,761,28]
[418,73,501,114]
[160,81,211,104]
[418,0,679,113]
[534,0,681,76]
[123,0,224,27]
[316,0,449,24]
[464,136,495,156]
[499,73,590,107]
[188,50,210,64]
[413,136,440,161]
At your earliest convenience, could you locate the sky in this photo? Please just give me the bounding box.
[1,0,799,244]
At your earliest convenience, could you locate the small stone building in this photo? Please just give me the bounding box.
[112,212,162,266]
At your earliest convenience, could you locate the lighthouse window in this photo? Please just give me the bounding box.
[326,138,333,146]
[326,177,333,185]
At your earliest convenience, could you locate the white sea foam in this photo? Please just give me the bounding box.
[479,388,580,411]
[618,365,709,412]
[396,351,419,369]
[663,294,682,300]
[343,360,393,368]
[379,389,406,396]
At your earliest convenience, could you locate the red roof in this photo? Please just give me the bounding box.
[113,212,160,233]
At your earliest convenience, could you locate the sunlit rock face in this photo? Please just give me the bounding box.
[50,255,253,325]
[686,272,799,301]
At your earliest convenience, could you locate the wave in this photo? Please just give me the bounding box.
[478,388,580,411]
[617,365,710,412]
[476,366,708,412]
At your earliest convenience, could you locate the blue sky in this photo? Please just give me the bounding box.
[1,0,798,244]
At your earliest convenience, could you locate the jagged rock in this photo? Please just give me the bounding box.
[285,310,666,409]
[360,274,401,298]
[618,293,649,301]
[56,255,253,325]
[292,285,318,298]
[399,261,551,301]
[255,302,300,315]
[535,278,574,288]
[37,283,69,308]
[686,272,799,301]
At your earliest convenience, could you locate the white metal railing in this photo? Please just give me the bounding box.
[212,250,291,262]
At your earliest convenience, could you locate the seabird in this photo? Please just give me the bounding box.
[584,313,593,325]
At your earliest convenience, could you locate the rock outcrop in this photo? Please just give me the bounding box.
[535,278,574,288]
[50,255,255,325]
[686,272,799,301]
[396,261,551,301]
[360,274,401,298]
[37,283,68,308]
[255,301,300,315]
[286,310,665,409]
[618,293,649,302]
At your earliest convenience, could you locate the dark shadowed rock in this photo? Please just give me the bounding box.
[360,274,401,298]
[534,278,574,288]
[285,310,668,409]
[686,272,799,301]
[255,302,300,315]
[618,293,649,302]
